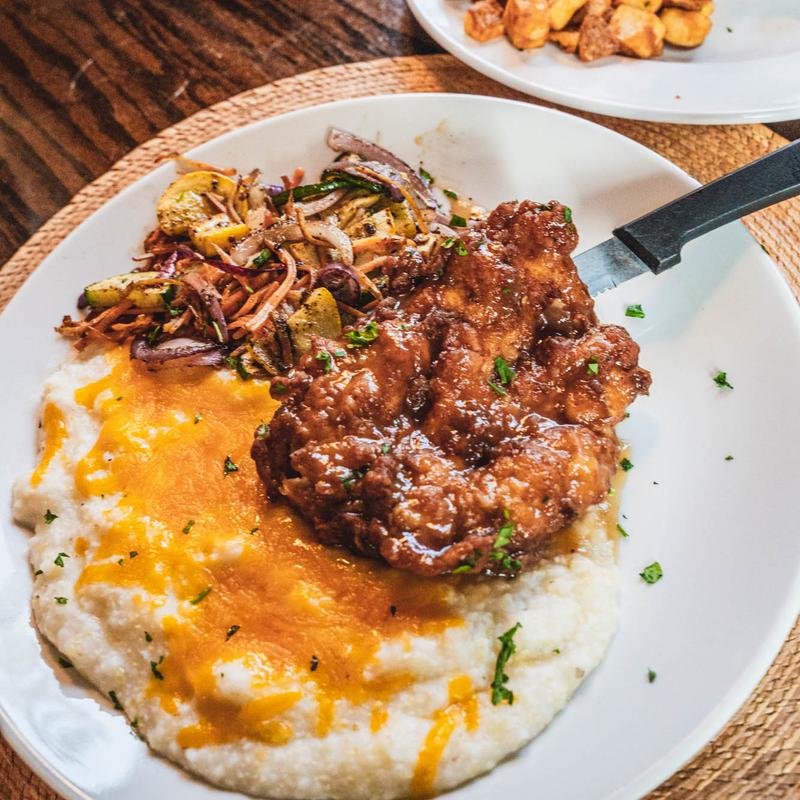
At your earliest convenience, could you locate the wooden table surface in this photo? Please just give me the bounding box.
[1,0,798,270]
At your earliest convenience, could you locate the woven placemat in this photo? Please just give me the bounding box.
[1,55,797,800]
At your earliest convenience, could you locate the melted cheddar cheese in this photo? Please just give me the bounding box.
[59,351,461,749]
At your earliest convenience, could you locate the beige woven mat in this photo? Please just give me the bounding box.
[0,54,797,800]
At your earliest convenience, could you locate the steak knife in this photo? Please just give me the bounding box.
[574,139,800,296]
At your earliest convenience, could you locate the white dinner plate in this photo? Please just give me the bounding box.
[1,94,799,800]
[408,0,800,123]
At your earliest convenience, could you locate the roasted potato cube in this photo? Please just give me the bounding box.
[608,5,665,58]
[660,7,712,47]
[662,0,705,9]
[614,0,663,11]
[464,0,506,42]
[503,0,550,49]
[549,0,587,31]
[571,0,611,26]
[550,29,581,52]
[578,13,620,61]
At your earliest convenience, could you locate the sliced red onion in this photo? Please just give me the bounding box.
[130,336,224,368]
[326,128,437,209]
[77,291,89,310]
[266,221,353,266]
[314,262,361,306]
[230,233,266,267]
[294,187,348,217]
[158,250,179,277]
[183,271,229,343]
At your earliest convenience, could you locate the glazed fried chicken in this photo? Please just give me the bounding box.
[252,201,651,577]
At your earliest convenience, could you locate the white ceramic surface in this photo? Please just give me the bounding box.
[1,94,799,800]
[407,0,800,124]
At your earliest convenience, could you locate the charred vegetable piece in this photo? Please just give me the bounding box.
[287,288,342,355]
[84,272,170,309]
[271,176,385,207]
[156,171,248,236]
[189,214,250,256]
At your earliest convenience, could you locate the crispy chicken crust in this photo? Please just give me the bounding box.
[252,200,650,577]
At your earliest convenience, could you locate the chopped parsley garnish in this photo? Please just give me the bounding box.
[272,382,287,395]
[117,558,125,566]
[129,551,138,558]
[491,622,522,705]
[224,354,251,380]
[648,668,657,683]
[190,586,212,605]
[345,321,379,348]
[418,166,434,186]
[340,467,367,492]
[489,516,522,572]
[455,239,468,256]
[553,648,561,654]
[150,659,165,680]
[109,690,124,710]
[487,380,508,397]
[226,625,240,640]
[442,236,468,256]
[494,356,516,387]
[444,189,458,200]
[249,526,259,535]
[380,442,392,454]
[54,552,70,568]
[310,655,319,672]
[449,213,468,228]
[55,597,68,605]
[161,284,181,318]
[640,562,663,584]
[58,656,73,668]
[713,370,733,389]
[315,351,333,373]
[182,519,195,535]
[616,523,629,538]
[620,457,633,472]
[625,304,645,319]
[146,324,161,348]
[144,631,153,642]
[724,454,734,461]
[223,456,239,475]
[452,561,475,574]
[211,321,224,343]
[256,422,269,439]
[587,357,600,375]
[44,509,58,525]
[563,206,573,224]
[252,248,273,267]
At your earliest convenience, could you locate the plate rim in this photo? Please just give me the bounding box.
[406,0,800,124]
[1,91,799,800]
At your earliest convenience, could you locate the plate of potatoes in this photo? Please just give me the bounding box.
[407,0,800,122]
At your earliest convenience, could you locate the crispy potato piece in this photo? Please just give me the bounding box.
[549,0,587,31]
[660,7,712,47]
[662,0,705,9]
[464,0,506,42]
[700,1,714,16]
[572,0,611,26]
[504,0,551,49]
[578,13,620,61]
[550,29,581,52]
[608,5,665,58]
[614,0,663,11]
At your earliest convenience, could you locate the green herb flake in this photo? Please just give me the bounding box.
[55,597,68,605]
[334,349,346,358]
[345,321,379,348]
[418,166,434,186]
[256,422,269,439]
[315,351,333,374]
[489,517,521,572]
[150,660,165,680]
[54,552,70,568]
[616,523,629,538]
[724,454,734,461]
[117,558,125,566]
[340,467,366,492]
[380,442,392,455]
[487,380,508,397]
[223,456,239,475]
[648,668,657,683]
[726,25,733,32]
[310,654,320,672]
[620,457,634,472]
[224,354,251,381]
[563,206,573,224]
[182,520,195,535]
[58,656,73,668]
[226,625,240,640]
[252,248,273,268]
[109,690,124,710]
[129,551,138,558]
[491,622,522,705]
[713,370,733,389]
[494,356,516,387]
[44,509,58,525]
[146,325,162,348]
[249,526,259,535]
[190,586,212,605]
[452,561,475,574]
[455,240,468,256]
[144,631,153,642]
[553,648,561,654]
[625,304,645,319]
[449,213,468,228]
[587,358,600,375]
[272,382,288,395]
[444,189,458,200]
[640,561,663,584]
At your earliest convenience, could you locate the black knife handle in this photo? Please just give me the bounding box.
[613,139,800,274]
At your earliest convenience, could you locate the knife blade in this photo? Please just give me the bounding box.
[572,138,800,297]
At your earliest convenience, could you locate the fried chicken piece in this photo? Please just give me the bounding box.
[252,200,650,577]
